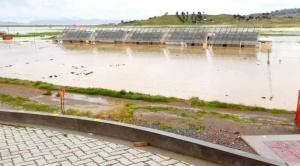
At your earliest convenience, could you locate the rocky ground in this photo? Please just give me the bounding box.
[0,83,299,154]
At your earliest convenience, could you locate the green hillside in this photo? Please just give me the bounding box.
[122,14,300,28]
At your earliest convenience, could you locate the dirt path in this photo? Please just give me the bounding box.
[0,83,299,154]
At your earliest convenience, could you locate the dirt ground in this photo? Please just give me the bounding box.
[0,83,299,154]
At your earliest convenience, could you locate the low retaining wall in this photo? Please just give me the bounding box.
[0,110,286,166]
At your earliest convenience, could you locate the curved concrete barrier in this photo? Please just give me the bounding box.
[0,110,287,166]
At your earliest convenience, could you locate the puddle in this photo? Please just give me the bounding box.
[48,93,109,105]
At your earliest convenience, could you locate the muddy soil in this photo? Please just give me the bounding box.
[0,83,299,154]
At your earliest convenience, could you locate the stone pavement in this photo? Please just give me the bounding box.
[243,135,300,166]
[0,124,198,166]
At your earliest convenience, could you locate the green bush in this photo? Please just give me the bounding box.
[158,123,171,130]
[189,97,206,107]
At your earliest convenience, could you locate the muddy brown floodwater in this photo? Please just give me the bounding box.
[0,36,300,111]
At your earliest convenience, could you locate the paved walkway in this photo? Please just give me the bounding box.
[243,135,300,166]
[0,124,201,166]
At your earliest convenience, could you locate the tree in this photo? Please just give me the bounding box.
[181,11,186,21]
[192,12,195,20]
[121,20,124,24]
[197,12,202,22]
[186,12,189,20]
[176,11,179,15]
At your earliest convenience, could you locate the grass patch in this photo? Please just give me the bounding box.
[158,123,171,130]
[218,114,242,122]
[94,104,138,123]
[249,117,258,123]
[0,77,291,113]
[0,77,170,103]
[189,123,205,131]
[180,112,199,119]
[189,97,206,107]
[65,109,94,117]
[139,106,168,112]
[270,109,285,114]
[260,33,300,36]
[0,94,59,113]
[14,125,26,129]
[196,110,206,118]
[13,32,61,38]
[206,100,288,114]
[122,14,300,28]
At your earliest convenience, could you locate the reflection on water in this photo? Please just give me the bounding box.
[0,37,300,111]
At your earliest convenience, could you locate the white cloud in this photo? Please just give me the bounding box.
[0,0,299,22]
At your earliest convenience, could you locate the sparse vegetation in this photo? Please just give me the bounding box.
[218,114,242,122]
[249,117,258,123]
[0,77,292,114]
[189,97,206,107]
[0,94,59,112]
[121,14,300,28]
[94,103,138,123]
[205,100,287,114]
[13,32,61,38]
[158,123,171,130]
[180,112,197,119]
[189,123,205,131]
[0,77,170,103]
[140,106,168,112]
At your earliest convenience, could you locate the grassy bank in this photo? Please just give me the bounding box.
[0,94,59,113]
[189,97,288,114]
[260,33,300,36]
[0,77,292,113]
[122,14,300,28]
[0,77,170,102]
[13,32,61,38]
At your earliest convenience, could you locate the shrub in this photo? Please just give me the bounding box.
[189,97,206,107]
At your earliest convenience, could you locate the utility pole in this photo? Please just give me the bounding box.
[267,49,270,65]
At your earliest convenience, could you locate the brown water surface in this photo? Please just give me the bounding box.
[0,36,300,110]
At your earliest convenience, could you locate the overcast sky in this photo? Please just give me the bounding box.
[1,0,300,22]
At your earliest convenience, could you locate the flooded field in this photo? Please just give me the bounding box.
[0,26,63,34]
[0,36,300,110]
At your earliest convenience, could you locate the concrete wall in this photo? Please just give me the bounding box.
[0,110,287,166]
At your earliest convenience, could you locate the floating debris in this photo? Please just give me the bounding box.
[85,72,93,75]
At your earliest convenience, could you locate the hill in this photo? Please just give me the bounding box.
[0,21,21,25]
[29,18,119,25]
[121,14,300,28]
[270,8,300,15]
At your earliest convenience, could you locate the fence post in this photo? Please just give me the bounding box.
[296,90,300,127]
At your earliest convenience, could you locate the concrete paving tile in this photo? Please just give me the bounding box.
[0,124,196,166]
